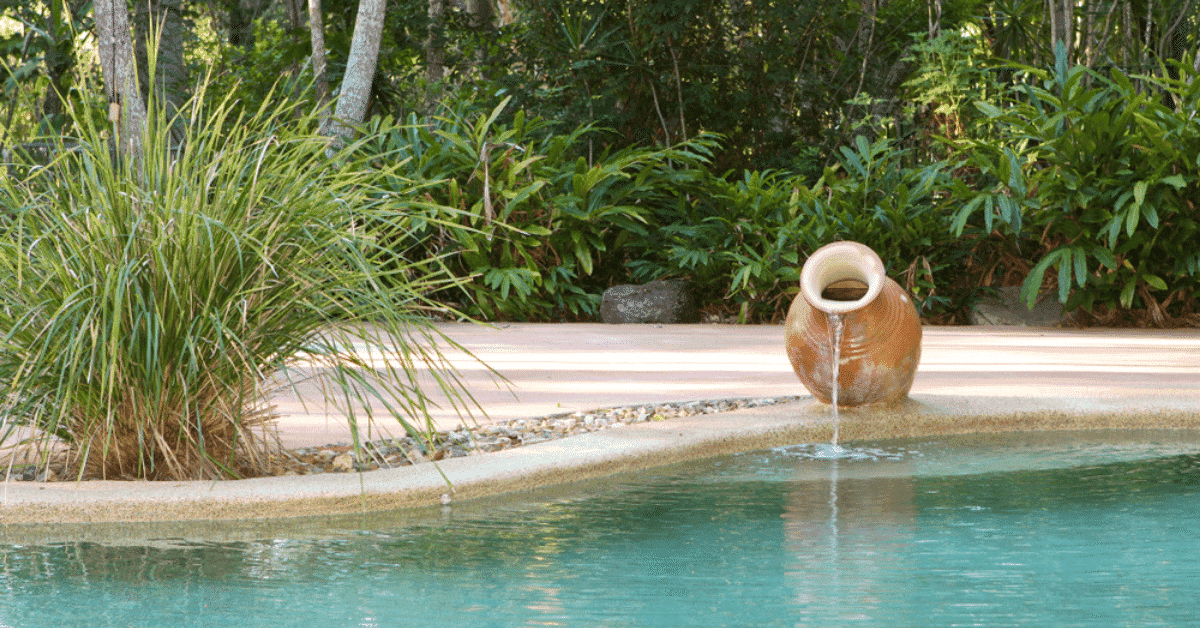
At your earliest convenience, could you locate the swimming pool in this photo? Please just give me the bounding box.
[3,430,1199,627]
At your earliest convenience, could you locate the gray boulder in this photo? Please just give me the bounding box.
[601,279,700,324]
[969,286,1072,327]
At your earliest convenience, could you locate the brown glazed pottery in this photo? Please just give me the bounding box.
[784,241,922,406]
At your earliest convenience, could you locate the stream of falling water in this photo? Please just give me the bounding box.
[828,313,845,449]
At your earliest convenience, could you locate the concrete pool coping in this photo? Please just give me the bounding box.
[2,323,1199,541]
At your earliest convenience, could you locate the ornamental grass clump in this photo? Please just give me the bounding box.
[0,85,477,481]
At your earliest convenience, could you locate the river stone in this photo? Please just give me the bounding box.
[601,279,700,324]
[331,453,355,472]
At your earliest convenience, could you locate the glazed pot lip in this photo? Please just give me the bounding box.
[799,241,886,315]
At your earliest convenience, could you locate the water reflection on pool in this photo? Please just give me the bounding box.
[3,431,1199,627]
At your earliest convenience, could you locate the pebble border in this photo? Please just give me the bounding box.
[286,396,805,474]
[4,396,806,481]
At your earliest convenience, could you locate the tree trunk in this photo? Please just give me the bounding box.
[853,0,879,97]
[1123,0,1134,67]
[95,0,147,157]
[284,0,305,81]
[495,0,515,25]
[1048,0,1073,61]
[468,0,496,29]
[426,0,445,84]
[134,0,188,143]
[326,0,386,143]
[309,0,330,108]
[466,0,497,73]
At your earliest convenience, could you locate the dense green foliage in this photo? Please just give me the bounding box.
[347,48,1200,325]
[488,0,939,171]
[356,97,716,320]
[345,97,975,323]
[1,0,1199,337]
[949,53,1200,324]
[628,137,964,322]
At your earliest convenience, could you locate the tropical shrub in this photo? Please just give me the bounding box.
[362,98,716,321]
[0,82,477,480]
[900,28,1008,160]
[632,135,968,322]
[948,55,1200,324]
[809,136,967,317]
[628,168,811,322]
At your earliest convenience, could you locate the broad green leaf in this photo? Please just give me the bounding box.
[508,155,544,178]
[974,101,1002,117]
[1133,180,1147,206]
[1004,148,1024,191]
[1105,214,1122,248]
[998,195,1022,232]
[1161,174,1187,189]
[1120,281,1137,308]
[1113,190,1132,213]
[731,266,752,292]
[571,231,594,276]
[1125,204,1140,236]
[839,146,867,179]
[1021,249,1065,309]
[1144,204,1159,229]
[1142,273,1167,290]
[1057,255,1071,303]
[1092,247,1117,269]
[951,196,985,235]
[572,173,586,199]
[478,96,513,142]
[855,135,870,159]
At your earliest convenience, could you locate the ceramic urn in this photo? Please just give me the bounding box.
[784,241,922,406]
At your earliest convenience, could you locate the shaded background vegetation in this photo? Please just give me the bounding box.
[3,0,1200,326]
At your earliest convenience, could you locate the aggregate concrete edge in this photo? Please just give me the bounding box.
[4,393,1200,544]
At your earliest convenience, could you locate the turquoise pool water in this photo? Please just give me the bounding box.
[3,431,1200,627]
